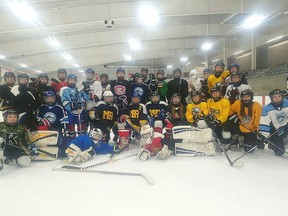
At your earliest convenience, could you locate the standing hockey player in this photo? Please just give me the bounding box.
[227,89,262,152]
[0,71,16,112]
[0,110,37,168]
[10,73,38,130]
[61,74,89,138]
[205,85,230,145]
[167,68,189,106]
[188,69,203,93]
[51,68,68,102]
[225,71,251,104]
[89,91,118,143]
[186,90,208,127]
[207,62,230,96]
[36,91,68,131]
[99,73,111,95]
[201,68,212,100]
[137,121,172,161]
[131,73,151,104]
[155,69,168,102]
[145,91,169,127]
[258,89,288,156]
[65,128,119,163]
[78,68,102,129]
[110,68,131,115]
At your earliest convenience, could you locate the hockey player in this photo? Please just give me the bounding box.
[51,68,68,102]
[10,73,38,130]
[225,71,251,104]
[154,69,168,102]
[65,128,120,163]
[61,74,89,137]
[188,69,204,93]
[200,68,212,100]
[168,93,187,126]
[137,121,172,161]
[140,68,151,86]
[131,73,151,104]
[227,89,262,152]
[205,85,230,145]
[110,68,131,115]
[78,68,102,129]
[0,110,38,168]
[99,73,111,95]
[257,89,288,156]
[89,91,118,142]
[145,91,169,127]
[186,90,209,127]
[118,92,148,139]
[36,91,68,131]
[207,62,230,96]
[167,68,188,106]
[0,71,16,112]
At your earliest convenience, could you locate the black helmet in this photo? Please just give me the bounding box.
[38,73,49,80]
[151,91,160,97]
[269,89,284,107]
[4,71,16,79]
[116,67,125,73]
[100,73,108,79]
[156,69,165,75]
[241,89,254,104]
[173,68,181,74]
[135,73,145,80]
[215,61,225,68]
[191,90,201,97]
[228,63,240,71]
[57,68,67,74]
[17,73,29,80]
[141,68,148,73]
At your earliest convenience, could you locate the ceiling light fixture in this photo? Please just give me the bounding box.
[128,39,141,50]
[202,42,212,50]
[212,59,220,63]
[139,6,159,26]
[181,57,188,62]
[167,65,173,69]
[234,50,246,55]
[124,55,132,61]
[0,55,7,60]
[242,14,265,29]
[266,35,284,43]
[46,37,61,48]
[8,1,38,22]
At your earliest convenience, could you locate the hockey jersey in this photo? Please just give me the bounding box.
[0,84,14,111]
[78,80,102,111]
[145,101,168,120]
[110,79,131,106]
[125,103,148,127]
[207,71,230,94]
[230,100,262,133]
[186,102,209,124]
[90,101,118,128]
[225,84,251,104]
[206,98,230,124]
[131,83,151,104]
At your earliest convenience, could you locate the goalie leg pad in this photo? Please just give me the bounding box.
[65,144,82,163]
[80,147,96,162]
[137,147,151,161]
[156,145,172,160]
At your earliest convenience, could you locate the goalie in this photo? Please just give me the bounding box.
[137,121,172,161]
[65,128,120,163]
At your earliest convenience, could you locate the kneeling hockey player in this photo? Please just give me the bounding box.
[0,110,38,169]
[258,89,288,156]
[228,89,262,152]
[137,121,172,161]
[65,128,120,163]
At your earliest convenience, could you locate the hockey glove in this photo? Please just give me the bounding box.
[28,144,39,158]
[137,147,151,161]
[256,133,267,150]
[204,114,214,123]
[120,115,127,123]
[80,147,96,162]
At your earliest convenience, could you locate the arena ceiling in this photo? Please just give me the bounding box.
[0,0,288,77]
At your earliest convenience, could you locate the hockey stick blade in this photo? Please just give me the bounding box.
[52,167,155,185]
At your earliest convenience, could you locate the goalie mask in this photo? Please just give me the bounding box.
[140,125,154,144]
[89,128,102,143]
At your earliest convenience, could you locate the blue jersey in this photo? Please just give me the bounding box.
[131,83,151,104]
[69,134,114,154]
[259,98,288,137]
[36,104,68,130]
[61,86,89,113]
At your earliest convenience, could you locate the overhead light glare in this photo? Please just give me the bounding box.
[63,54,73,61]
[124,55,132,61]
[234,50,245,55]
[73,63,80,68]
[167,65,173,69]
[128,39,141,50]
[46,37,61,48]
[185,62,191,66]
[8,1,38,21]
[212,59,220,63]
[79,69,84,73]
[35,70,42,73]
[139,6,159,26]
[0,55,7,60]
[181,57,188,62]
[202,42,212,50]
[242,14,265,29]
[266,35,284,43]
[19,63,28,68]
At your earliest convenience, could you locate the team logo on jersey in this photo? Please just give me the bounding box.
[242,115,251,124]
[114,85,126,95]
[44,112,56,124]
[133,87,144,96]
[5,132,18,146]
[276,112,286,123]
[192,107,200,115]
[209,108,220,118]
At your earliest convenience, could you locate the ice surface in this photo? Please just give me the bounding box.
[1,145,288,216]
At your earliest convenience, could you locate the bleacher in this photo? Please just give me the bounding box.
[247,62,288,78]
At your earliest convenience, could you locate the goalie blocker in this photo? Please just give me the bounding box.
[173,126,216,156]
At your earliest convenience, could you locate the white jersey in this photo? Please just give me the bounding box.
[225,84,251,100]
[78,80,102,111]
[188,77,203,92]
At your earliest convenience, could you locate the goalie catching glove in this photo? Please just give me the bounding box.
[65,144,96,163]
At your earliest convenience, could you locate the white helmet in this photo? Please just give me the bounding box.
[140,125,154,144]
[103,90,114,97]
[89,128,102,143]
[190,69,199,80]
[103,91,114,104]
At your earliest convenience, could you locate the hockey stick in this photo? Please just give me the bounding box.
[52,167,154,185]
[238,122,288,155]
[51,78,60,84]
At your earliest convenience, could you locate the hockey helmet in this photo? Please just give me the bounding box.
[85,68,95,74]
[116,67,125,73]
[100,73,108,79]
[228,63,240,71]
[240,89,254,104]
[141,68,148,73]
[203,68,211,74]
[150,91,160,103]
[103,90,114,104]
[269,89,284,107]
[67,73,77,81]
[190,69,199,76]
[140,124,154,141]
[215,61,225,68]
[57,68,67,74]
[89,128,102,143]
[191,90,202,104]
[38,73,49,80]
[135,73,145,82]
[3,109,18,126]
[43,90,56,106]
[4,71,16,80]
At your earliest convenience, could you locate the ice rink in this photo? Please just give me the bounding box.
[1,144,288,216]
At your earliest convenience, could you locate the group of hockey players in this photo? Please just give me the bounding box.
[0,61,287,171]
